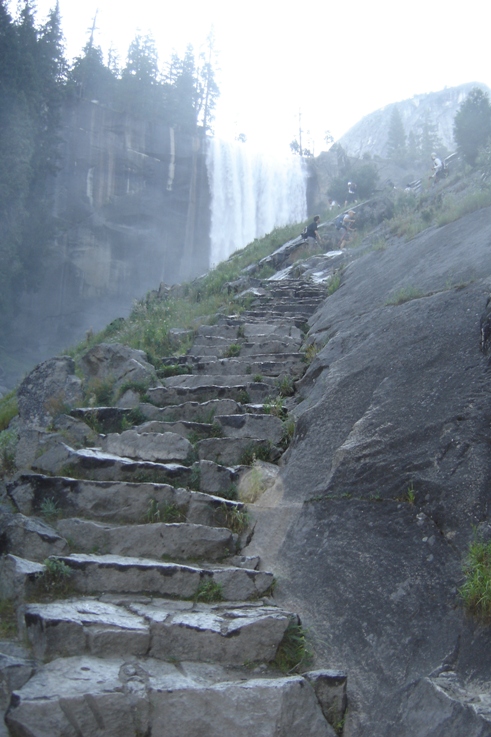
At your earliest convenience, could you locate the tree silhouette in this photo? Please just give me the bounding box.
[453,87,491,165]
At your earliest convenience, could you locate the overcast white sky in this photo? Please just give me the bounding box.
[10,0,491,154]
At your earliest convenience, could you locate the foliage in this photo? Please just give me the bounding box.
[385,287,423,305]
[0,598,17,638]
[386,106,406,162]
[328,161,379,202]
[327,273,341,296]
[460,536,491,620]
[0,428,17,476]
[272,619,313,673]
[221,504,250,533]
[453,87,491,166]
[276,374,294,398]
[38,557,73,597]
[0,390,18,431]
[143,499,186,524]
[40,496,60,522]
[223,343,241,358]
[194,578,223,603]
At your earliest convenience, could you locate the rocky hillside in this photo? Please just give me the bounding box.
[337,82,490,158]
[2,173,491,735]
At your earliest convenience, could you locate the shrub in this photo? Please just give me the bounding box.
[0,390,18,431]
[194,579,223,603]
[0,428,17,476]
[272,619,313,673]
[459,536,491,620]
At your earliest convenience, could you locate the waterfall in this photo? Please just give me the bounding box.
[206,138,307,268]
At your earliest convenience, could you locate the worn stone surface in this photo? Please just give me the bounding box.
[197,437,280,466]
[78,343,157,390]
[245,206,491,736]
[198,460,240,496]
[55,518,237,561]
[138,398,241,422]
[16,357,83,430]
[56,554,274,600]
[0,652,35,712]
[215,414,284,444]
[103,429,193,463]
[5,656,336,737]
[7,474,243,527]
[0,555,44,600]
[0,513,69,562]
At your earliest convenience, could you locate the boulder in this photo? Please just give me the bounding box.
[16,357,83,430]
[78,343,157,391]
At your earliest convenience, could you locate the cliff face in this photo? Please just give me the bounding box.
[9,101,210,383]
[337,82,491,158]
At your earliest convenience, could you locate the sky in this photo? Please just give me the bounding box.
[9,0,491,155]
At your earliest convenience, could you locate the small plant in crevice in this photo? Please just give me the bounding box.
[263,396,286,418]
[303,343,318,364]
[223,343,241,358]
[0,390,18,432]
[326,273,341,296]
[253,374,263,383]
[385,286,424,306]
[83,377,116,407]
[143,499,186,524]
[239,441,272,466]
[0,428,17,476]
[194,578,223,603]
[272,619,313,673]
[37,558,73,597]
[459,535,491,621]
[40,496,60,522]
[0,599,17,638]
[221,504,250,534]
[276,374,294,398]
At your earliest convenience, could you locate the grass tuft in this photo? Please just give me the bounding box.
[459,536,491,620]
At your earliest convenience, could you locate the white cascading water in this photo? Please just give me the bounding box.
[206,138,308,268]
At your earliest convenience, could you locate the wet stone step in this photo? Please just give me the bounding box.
[7,473,244,527]
[51,553,275,600]
[162,374,276,389]
[32,444,194,485]
[5,656,337,737]
[139,398,241,423]
[55,518,237,561]
[24,597,294,665]
[196,437,281,466]
[146,382,273,408]
[102,429,194,463]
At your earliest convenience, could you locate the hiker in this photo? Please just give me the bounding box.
[305,215,321,244]
[345,181,357,206]
[336,210,356,249]
[429,153,444,184]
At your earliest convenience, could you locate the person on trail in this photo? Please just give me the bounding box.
[429,153,444,184]
[345,181,357,206]
[337,210,356,249]
[305,215,321,244]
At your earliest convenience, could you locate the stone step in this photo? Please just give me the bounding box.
[5,656,337,737]
[146,382,273,408]
[163,373,277,389]
[55,518,237,561]
[196,437,281,466]
[70,407,133,434]
[139,397,242,423]
[7,473,244,527]
[187,337,302,357]
[215,413,285,444]
[32,444,194,485]
[102,429,194,463]
[0,512,69,563]
[136,419,221,440]
[194,322,304,342]
[24,597,294,665]
[240,311,308,328]
[49,553,274,600]
[172,353,306,378]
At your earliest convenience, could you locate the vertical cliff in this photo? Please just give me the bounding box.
[9,101,211,381]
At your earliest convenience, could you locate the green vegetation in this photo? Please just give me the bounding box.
[454,87,491,166]
[143,499,186,524]
[239,441,273,466]
[0,390,18,431]
[221,504,250,534]
[37,558,73,597]
[194,579,223,603]
[0,428,17,476]
[0,599,17,638]
[223,343,241,358]
[272,620,313,673]
[276,375,295,398]
[40,496,60,522]
[460,536,491,620]
[327,273,342,296]
[385,286,424,306]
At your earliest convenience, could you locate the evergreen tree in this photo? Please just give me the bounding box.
[68,40,116,102]
[386,106,406,162]
[453,87,491,165]
[196,30,219,133]
[119,33,163,118]
[418,110,444,164]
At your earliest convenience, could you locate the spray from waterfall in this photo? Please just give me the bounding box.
[206,138,307,268]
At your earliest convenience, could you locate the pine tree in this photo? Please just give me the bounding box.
[453,87,491,165]
[386,106,406,162]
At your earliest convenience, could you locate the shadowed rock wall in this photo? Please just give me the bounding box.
[9,101,210,383]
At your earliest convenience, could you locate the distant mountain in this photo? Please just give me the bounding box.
[337,82,491,158]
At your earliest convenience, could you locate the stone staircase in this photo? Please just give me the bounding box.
[0,274,347,736]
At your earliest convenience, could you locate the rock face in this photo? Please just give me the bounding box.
[7,101,211,389]
[244,204,491,735]
[337,82,491,158]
